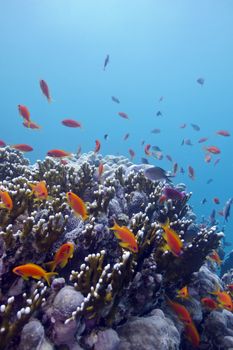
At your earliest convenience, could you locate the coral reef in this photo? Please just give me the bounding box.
[0,147,231,349]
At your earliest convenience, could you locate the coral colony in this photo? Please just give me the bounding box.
[0,146,233,349]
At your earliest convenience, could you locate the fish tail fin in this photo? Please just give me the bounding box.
[160,218,170,230]
[44,272,58,286]
[44,261,56,272]
[109,221,121,231]
[83,213,89,221]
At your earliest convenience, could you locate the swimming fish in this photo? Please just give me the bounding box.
[61,119,81,128]
[103,54,109,70]
[213,197,220,205]
[109,221,138,253]
[201,297,219,310]
[124,133,130,141]
[180,123,186,129]
[23,120,41,129]
[13,263,57,286]
[173,162,178,176]
[167,298,192,325]
[0,140,6,147]
[141,157,149,164]
[11,144,33,152]
[209,209,216,225]
[214,158,221,167]
[151,128,161,134]
[184,321,200,348]
[29,181,49,201]
[177,286,189,299]
[160,218,183,257]
[118,112,129,119]
[18,105,30,122]
[144,144,151,156]
[94,140,101,153]
[39,79,52,103]
[222,198,233,222]
[210,289,233,311]
[185,139,193,146]
[201,198,207,205]
[162,187,185,202]
[190,123,200,131]
[98,163,104,179]
[216,130,230,137]
[188,166,195,180]
[208,250,222,265]
[45,242,74,272]
[156,111,162,117]
[144,166,172,183]
[197,77,205,85]
[129,148,135,160]
[111,96,120,103]
[104,134,109,141]
[205,146,221,154]
[0,190,13,211]
[166,155,173,162]
[66,191,89,220]
[206,178,213,184]
[47,149,71,158]
[198,137,208,143]
[205,153,212,163]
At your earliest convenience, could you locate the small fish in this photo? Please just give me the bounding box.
[23,120,41,129]
[180,167,185,174]
[29,181,49,201]
[198,137,208,143]
[188,166,195,180]
[77,145,82,157]
[47,149,71,158]
[129,148,135,160]
[156,110,162,117]
[141,140,145,146]
[167,298,192,325]
[0,190,13,211]
[18,105,30,122]
[216,130,230,137]
[152,145,162,152]
[197,77,205,85]
[98,163,104,179]
[185,139,193,146]
[206,178,213,184]
[180,123,186,129]
[166,155,173,162]
[210,289,233,311]
[118,112,129,119]
[201,198,207,205]
[222,198,233,222]
[191,123,200,131]
[160,218,183,257]
[214,158,220,167]
[144,144,151,156]
[205,153,212,163]
[62,119,81,128]
[103,54,109,70]
[45,242,74,272]
[13,263,57,286]
[201,297,219,310]
[144,166,172,182]
[181,139,185,146]
[151,128,161,134]
[205,146,221,154]
[177,286,189,299]
[94,140,101,153]
[184,321,200,348]
[173,162,178,176]
[111,96,120,103]
[11,144,33,152]
[141,157,149,164]
[40,79,52,103]
[163,187,185,201]
[213,197,220,205]
[159,96,164,102]
[109,221,138,253]
[124,133,130,141]
[209,209,216,225]
[0,140,6,147]
[104,134,109,141]
[208,250,222,265]
[152,151,163,160]
[66,191,89,220]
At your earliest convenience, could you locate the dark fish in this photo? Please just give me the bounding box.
[191,123,200,131]
[197,77,205,85]
[180,167,185,174]
[144,166,172,182]
[209,209,216,225]
[104,134,109,141]
[214,158,221,167]
[166,155,173,162]
[181,139,185,146]
[156,111,162,117]
[223,198,233,222]
[163,187,185,201]
[152,145,162,152]
[185,139,193,146]
[201,198,207,205]
[111,96,120,103]
[103,54,109,70]
[123,133,130,141]
[206,178,213,185]
[141,157,149,164]
[151,128,161,134]
[159,96,164,102]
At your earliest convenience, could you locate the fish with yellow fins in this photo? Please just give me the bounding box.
[13,263,58,286]
[109,221,138,253]
[159,218,183,257]
[45,242,74,272]
[0,190,13,211]
[29,180,50,201]
[176,285,189,299]
[66,191,89,220]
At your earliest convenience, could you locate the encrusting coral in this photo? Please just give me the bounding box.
[0,147,229,350]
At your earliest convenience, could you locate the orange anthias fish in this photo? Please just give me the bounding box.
[205,146,221,154]
[216,130,230,137]
[160,219,183,257]
[201,297,219,310]
[94,140,101,153]
[109,221,138,253]
[144,144,151,156]
[29,181,49,201]
[167,299,192,325]
[129,148,135,160]
[177,286,189,299]
[98,163,104,179]
[61,119,82,128]
[208,250,222,265]
[188,165,195,180]
[13,263,57,286]
[184,321,200,348]
[40,79,52,103]
[23,120,41,129]
[11,144,33,152]
[66,191,89,220]
[47,149,71,158]
[18,104,30,122]
[45,242,74,272]
[0,190,13,211]
[210,290,233,311]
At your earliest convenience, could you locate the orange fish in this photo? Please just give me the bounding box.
[160,218,183,257]
[23,120,41,129]
[188,166,195,180]
[98,163,104,179]
[216,130,230,137]
[213,197,220,205]
[29,181,49,201]
[94,140,101,153]
[167,299,192,325]
[0,190,13,211]
[45,242,74,272]
[47,149,71,158]
[184,321,200,348]
[61,119,82,128]
[201,297,219,310]
[208,250,222,265]
[205,146,221,154]
[13,263,57,286]
[66,191,88,220]
[40,79,52,103]
[18,105,30,122]
[177,286,189,299]
[129,148,135,160]
[144,144,151,156]
[210,290,233,311]
[205,153,211,163]
[0,140,6,147]
[110,221,138,253]
[11,144,33,152]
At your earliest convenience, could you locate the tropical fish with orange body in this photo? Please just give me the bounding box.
[66,191,89,220]
[13,263,57,286]
[0,190,13,211]
[159,218,183,257]
[45,242,74,272]
[29,181,50,201]
[167,298,192,325]
[40,79,52,103]
[109,221,138,253]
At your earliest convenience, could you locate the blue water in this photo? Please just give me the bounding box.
[1,0,233,245]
